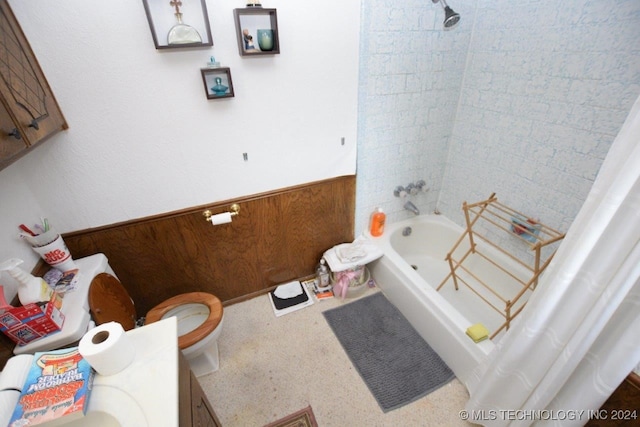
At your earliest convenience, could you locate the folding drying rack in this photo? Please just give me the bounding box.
[437,193,565,339]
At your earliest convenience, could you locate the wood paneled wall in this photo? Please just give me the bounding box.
[62,176,355,317]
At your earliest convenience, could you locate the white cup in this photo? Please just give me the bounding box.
[30,231,77,272]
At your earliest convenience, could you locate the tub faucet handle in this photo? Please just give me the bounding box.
[416,180,429,192]
[394,186,408,198]
[406,183,418,195]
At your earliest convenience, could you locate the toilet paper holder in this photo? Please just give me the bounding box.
[203,204,240,223]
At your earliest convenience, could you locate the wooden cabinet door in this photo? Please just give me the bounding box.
[0,99,27,169]
[179,351,222,427]
[0,0,67,171]
[190,371,222,427]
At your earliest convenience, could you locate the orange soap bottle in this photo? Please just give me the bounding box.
[369,208,386,237]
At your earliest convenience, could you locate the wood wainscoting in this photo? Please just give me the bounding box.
[62,176,355,317]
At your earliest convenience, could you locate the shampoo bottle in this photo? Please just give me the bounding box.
[369,208,386,237]
[0,258,54,305]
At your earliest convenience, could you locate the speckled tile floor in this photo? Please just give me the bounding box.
[197,287,476,427]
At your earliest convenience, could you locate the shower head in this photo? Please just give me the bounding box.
[432,0,460,29]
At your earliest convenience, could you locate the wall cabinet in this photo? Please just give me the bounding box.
[0,0,67,171]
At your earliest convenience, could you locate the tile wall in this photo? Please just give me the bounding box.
[356,0,640,260]
[356,0,474,232]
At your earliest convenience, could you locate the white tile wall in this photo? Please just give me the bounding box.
[356,0,640,261]
[356,0,473,233]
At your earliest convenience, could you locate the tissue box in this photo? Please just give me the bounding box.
[0,293,64,345]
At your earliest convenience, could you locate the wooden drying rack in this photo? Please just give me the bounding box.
[437,193,565,339]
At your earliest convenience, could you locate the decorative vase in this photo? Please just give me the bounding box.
[257,29,274,51]
[211,77,228,96]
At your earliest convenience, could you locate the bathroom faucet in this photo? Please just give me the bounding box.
[404,201,420,215]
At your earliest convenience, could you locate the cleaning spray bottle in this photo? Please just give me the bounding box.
[0,258,54,305]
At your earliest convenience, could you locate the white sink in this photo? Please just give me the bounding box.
[77,318,179,426]
[2,318,178,427]
[63,385,148,427]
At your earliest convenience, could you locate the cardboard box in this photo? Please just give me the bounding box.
[0,293,64,345]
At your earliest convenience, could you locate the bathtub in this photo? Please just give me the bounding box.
[368,214,518,388]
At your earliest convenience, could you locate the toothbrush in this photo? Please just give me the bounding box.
[18,224,37,236]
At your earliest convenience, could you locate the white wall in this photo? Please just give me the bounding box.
[0,0,360,299]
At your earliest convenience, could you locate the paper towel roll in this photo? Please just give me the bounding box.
[0,354,33,391]
[79,322,136,376]
[209,212,233,225]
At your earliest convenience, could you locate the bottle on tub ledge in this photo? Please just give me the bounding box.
[369,207,386,237]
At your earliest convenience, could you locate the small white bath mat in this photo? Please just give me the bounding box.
[323,292,455,412]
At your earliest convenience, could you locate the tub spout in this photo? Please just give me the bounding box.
[404,201,420,215]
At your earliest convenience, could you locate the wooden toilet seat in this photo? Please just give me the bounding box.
[146,292,223,349]
[89,274,223,350]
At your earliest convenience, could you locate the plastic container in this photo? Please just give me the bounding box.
[331,267,370,298]
[369,208,386,237]
[330,265,366,288]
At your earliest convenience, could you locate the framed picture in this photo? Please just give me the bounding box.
[142,0,213,49]
[233,8,279,56]
[201,67,234,99]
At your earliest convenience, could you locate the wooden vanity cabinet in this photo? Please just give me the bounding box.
[0,0,68,171]
[179,352,222,427]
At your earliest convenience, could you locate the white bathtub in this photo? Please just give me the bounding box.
[368,214,506,388]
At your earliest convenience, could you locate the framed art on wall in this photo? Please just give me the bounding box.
[142,0,213,49]
[201,67,234,99]
[233,8,279,56]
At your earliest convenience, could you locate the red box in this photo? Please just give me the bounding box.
[0,293,65,345]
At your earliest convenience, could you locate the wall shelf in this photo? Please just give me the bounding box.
[233,8,280,56]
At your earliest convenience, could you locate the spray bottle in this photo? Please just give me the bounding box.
[0,258,54,305]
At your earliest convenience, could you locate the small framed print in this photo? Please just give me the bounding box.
[201,67,234,99]
[142,0,213,49]
[233,8,279,56]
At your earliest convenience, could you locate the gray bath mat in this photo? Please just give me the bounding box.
[323,292,455,412]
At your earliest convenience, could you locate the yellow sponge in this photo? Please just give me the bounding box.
[466,323,489,343]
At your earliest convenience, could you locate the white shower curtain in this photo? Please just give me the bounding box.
[465,93,640,427]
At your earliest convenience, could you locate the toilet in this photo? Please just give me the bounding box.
[88,273,223,377]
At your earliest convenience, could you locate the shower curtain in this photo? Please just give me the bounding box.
[465,93,640,427]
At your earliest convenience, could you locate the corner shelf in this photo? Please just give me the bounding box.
[437,193,565,339]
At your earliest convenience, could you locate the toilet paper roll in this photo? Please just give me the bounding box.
[209,212,233,225]
[0,354,33,391]
[79,322,136,376]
